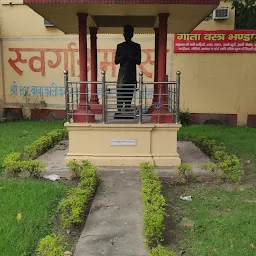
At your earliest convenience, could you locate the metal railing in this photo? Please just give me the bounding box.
[64,70,181,124]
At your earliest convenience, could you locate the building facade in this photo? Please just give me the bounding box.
[0,1,255,126]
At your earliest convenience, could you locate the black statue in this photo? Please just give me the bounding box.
[115,25,141,114]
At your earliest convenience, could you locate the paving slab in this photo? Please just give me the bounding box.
[74,169,148,256]
[37,140,70,178]
[178,141,211,166]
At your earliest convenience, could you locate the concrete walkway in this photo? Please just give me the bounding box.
[38,140,212,255]
[74,169,148,256]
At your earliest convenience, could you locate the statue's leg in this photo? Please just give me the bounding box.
[117,85,124,112]
[125,85,135,111]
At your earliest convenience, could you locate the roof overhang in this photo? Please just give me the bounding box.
[23,0,220,34]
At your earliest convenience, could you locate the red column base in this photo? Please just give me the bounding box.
[90,102,102,114]
[148,103,156,114]
[73,107,95,123]
[151,108,173,123]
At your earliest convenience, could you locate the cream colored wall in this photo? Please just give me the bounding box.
[196,1,235,30]
[0,3,65,38]
[170,2,255,126]
[0,1,255,125]
[171,52,256,125]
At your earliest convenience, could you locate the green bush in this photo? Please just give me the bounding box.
[24,128,68,160]
[140,162,166,247]
[179,108,192,126]
[2,153,24,176]
[2,128,68,178]
[47,129,66,144]
[59,162,98,229]
[219,154,244,182]
[148,245,174,256]
[180,133,244,183]
[67,160,83,179]
[58,189,86,228]
[178,163,198,182]
[23,160,46,178]
[67,159,95,179]
[36,233,67,256]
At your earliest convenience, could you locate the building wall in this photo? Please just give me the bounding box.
[0,1,255,125]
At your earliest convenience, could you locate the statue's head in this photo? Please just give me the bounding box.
[123,24,134,41]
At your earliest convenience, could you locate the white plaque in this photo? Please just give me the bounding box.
[111,139,136,146]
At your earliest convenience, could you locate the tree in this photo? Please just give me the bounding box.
[228,0,256,29]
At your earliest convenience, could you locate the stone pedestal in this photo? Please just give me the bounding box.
[65,123,181,166]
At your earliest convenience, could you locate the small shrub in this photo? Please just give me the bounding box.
[148,245,174,256]
[178,133,244,183]
[47,129,65,144]
[179,108,192,126]
[24,129,68,160]
[23,160,46,178]
[59,162,98,229]
[201,154,244,183]
[36,233,67,256]
[219,154,244,182]
[59,190,86,228]
[67,160,83,179]
[178,163,198,182]
[2,153,24,176]
[24,136,52,159]
[140,162,166,247]
[201,162,223,183]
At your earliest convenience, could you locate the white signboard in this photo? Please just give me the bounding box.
[111,139,137,146]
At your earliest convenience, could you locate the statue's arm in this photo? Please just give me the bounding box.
[115,45,123,65]
[134,44,141,65]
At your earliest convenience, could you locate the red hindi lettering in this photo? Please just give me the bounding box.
[98,49,116,78]
[139,49,154,78]
[8,48,28,76]
[28,50,46,76]
[67,42,79,77]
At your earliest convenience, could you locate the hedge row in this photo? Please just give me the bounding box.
[2,128,68,178]
[36,160,99,256]
[24,128,68,160]
[178,133,244,183]
[140,162,174,256]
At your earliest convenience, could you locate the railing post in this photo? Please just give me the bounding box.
[139,72,143,124]
[71,87,74,113]
[101,70,106,124]
[176,71,181,124]
[76,85,79,108]
[85,81,89,123]
[64,70,70,122]
[166,74,170,112]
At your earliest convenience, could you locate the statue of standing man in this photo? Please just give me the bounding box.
[115,25,141,116]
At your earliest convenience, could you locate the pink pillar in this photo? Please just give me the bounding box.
[152,13,173,123]
[74,13,95,123]
[148,27,159,113]
[89,27,102,114]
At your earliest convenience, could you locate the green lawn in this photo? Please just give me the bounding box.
[179,125,256,178]
[0,121,64,167]
[0,179,68,256]
[0,121,67,256]
[161,125,256,255]
[179,185,256,256]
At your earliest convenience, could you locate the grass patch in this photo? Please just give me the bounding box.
[162,183,256,256]
[0,121,64,168]
[178,125,256,179]
[0,178,68,256]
